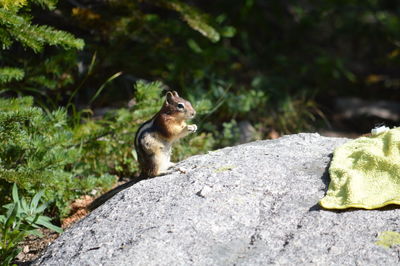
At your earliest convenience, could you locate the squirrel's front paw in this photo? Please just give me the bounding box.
[187,124,197,133]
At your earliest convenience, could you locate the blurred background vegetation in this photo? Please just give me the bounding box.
[0,0,399,259]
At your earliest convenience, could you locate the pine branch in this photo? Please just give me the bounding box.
[0,27,12,48]
[31,0,57,10]
[0,0,27,10]
[0,0,57,10]
[0,8,84,52]
[150,0,220,43]
[0,67,24,84]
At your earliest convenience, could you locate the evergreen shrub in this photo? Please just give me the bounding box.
[0,97,114,216]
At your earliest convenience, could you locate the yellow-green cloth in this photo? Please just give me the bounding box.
[320,127,400,209]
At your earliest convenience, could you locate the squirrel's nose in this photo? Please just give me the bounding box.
[192,110,196,117]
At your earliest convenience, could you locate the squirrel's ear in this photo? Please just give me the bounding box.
[172,91,179,97]
[166,91,174,105]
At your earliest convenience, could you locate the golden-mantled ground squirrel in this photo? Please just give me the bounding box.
[134,90,197,177]
[89,91,197,211]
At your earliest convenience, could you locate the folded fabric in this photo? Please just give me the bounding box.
[320,127,400,209]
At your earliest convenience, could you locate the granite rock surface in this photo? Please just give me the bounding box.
[35,133,400,265]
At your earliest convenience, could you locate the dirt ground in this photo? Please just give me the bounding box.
[14,228,60,265]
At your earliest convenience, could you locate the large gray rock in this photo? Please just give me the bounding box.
[35,133,400,265]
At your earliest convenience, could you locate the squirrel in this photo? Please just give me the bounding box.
[134,90,197,177]
[89,90,197,211]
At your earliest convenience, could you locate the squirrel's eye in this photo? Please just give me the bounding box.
[177,103,185,109]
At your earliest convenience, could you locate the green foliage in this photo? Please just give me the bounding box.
[0,184,62,265]
[0,1,83,51]
[158,0,220,42]
[173,132,215,162]
[2,0,331,141]
[0,68,24,84]
[217,120,241,148]
[0,0,57,10]
[0,97,78,200]
[0,97,114,216]
[0,0,83,106]
[2,0,399,136]
[61,0,336,138]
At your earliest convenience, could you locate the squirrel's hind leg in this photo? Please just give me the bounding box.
[156,160,188,176]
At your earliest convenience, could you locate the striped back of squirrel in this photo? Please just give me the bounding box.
[134,117,158,177]
[134,118,154,151]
